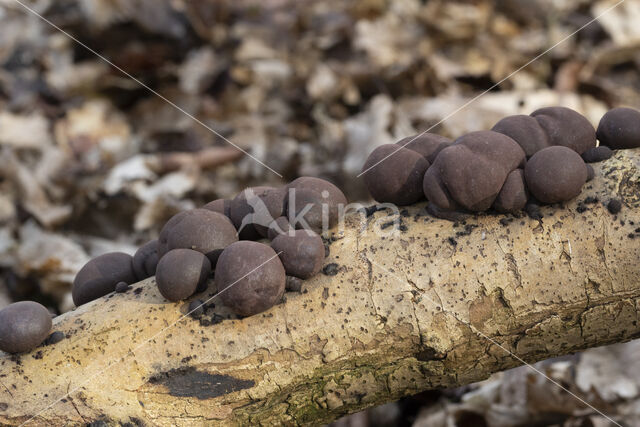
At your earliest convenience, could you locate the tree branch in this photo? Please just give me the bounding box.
[1,150,639,426]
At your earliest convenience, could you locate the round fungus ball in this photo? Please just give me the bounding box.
[596,107,640,149]
[491,115,550,158]
[132,239,159,281]
[229,187,286,239]
[423,131,526,212]
[493,169,528,213]
[362,144,430,206]
[156,249,211,302]
[0,301,52,354]
[72,252,137,306]
[397,133,452,163]
[284,177,347,231]
[202,198,231,217]
[215,241,285,317]
[530,106,596,154]
[524,146,587,204]
[158,209,238,263]
[271,229,324,279]
[581,146,613,163]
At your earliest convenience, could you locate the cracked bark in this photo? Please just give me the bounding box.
[1,150,639,426]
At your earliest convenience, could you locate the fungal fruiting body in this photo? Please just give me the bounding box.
[157,209,238,263]
[215,241,286,317]
[72,252,137,306]
[524,146,588,204]
[362,144,430,206]
[597,107,640,149]
[284,177,347,231]
[132,239,159,281]
[492,107,596,157]
[0,301,52,354]
[271,229,325,279]
[156,249,211,302]
[422,130,526,212]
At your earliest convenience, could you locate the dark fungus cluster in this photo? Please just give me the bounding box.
[0,177,346,354]
[363,106,640,216]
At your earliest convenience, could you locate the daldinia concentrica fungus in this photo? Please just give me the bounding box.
[132,239,159,281]
[0,301,52,354]
[271,229,324,279]
[202,198,231,217]
[284,177,347,231]
[581,146,613,163]
[72,252,137,306]
[215,241,285,316]
[362,144,430,206]
[397,133,452,163]
[493,169,528,213]
[156,249,211,302]
[596,107,640,149]
[423,131,526,212]
[491,115,550,158]
[158,209,237,263]
[229,186,286,239]
[530,106,596,154]
[524,146,587,204]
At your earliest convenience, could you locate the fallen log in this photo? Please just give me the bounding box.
[1,150,639,426]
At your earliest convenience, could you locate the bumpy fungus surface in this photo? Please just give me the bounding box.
[0,301,52,354]
[397,133,452,163]
[229,187,285,239]
[284,177,347,231]
[493,169,528,213]
[156,249,211,302]
[581,146,613,163]
[215,241,285,317]
[362,144,430,206]
[132,239,159,281]
[524,146,587,204]
[158,209,237,263]
[72,252,137,306]
[423,131,526,212]
[597,107,640,149]
[271,230,324,279]
[530,106,596,154]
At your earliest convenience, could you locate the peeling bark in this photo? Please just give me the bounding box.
[0,150,639,426]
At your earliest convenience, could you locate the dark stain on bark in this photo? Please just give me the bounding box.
[148,367,254,399]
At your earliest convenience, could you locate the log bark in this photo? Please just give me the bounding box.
[1,150,639,426]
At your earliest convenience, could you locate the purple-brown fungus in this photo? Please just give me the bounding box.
[271,229,324,279]
[72,252,137,306]
[284,177,347,232]
[362,144,430,206]
[132,239,159,281]
[397,133,452,163]
[524,146,587,204]
[596,107,640,150]
[581,146,613,163]
[493,169,528,213]
[423,131,526,212]
[156,249,211,302]
[530,106,596,154]
[0,301,52,354]
[229,186,286,239]
[491,115,550,158]
[157,209,237,263]
[202,198,231,217]
[215,241,285,317]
